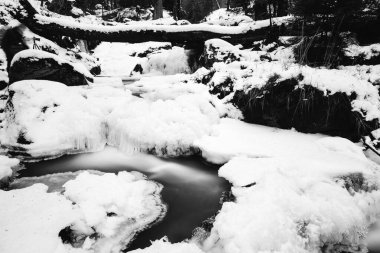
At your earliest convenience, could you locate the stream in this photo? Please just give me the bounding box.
[10,147,229,251]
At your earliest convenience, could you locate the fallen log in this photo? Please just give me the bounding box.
[15,0,292,45]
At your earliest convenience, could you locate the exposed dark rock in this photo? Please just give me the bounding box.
[9,50,93,86]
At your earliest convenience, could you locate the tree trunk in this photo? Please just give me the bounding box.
[175,0,181,20]
[227,0,231,10]
[153,0,163,19]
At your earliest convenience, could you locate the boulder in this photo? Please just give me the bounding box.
[201,39,242,68]
[9,49,93,86]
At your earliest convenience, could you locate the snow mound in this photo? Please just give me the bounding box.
[130,238,204,253]
[205,155,380,253]
[0,171,165,253]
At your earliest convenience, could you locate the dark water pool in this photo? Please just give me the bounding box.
[11,147,229,251]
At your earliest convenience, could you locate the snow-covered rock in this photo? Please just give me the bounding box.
[201,39,242,68]
[1,78,240,159]
[0,171,165,253]
[193,59,380,140]
[9,49,94,86]
[1,80,110,159]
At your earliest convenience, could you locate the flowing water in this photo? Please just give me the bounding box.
[10,147,229,250]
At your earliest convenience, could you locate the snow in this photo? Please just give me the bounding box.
[344,43,380,60]
[0,155,19,183]
[130,238,204,253]
[11,49,94,80]
[0,171,165,253]
[339,65,380,85]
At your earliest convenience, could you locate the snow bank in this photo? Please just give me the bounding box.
[130,238,204,253]
[0,171,165,253]
[0,155,19,183]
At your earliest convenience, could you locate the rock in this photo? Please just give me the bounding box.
[201,39,242,68]
[9,49,93,86]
